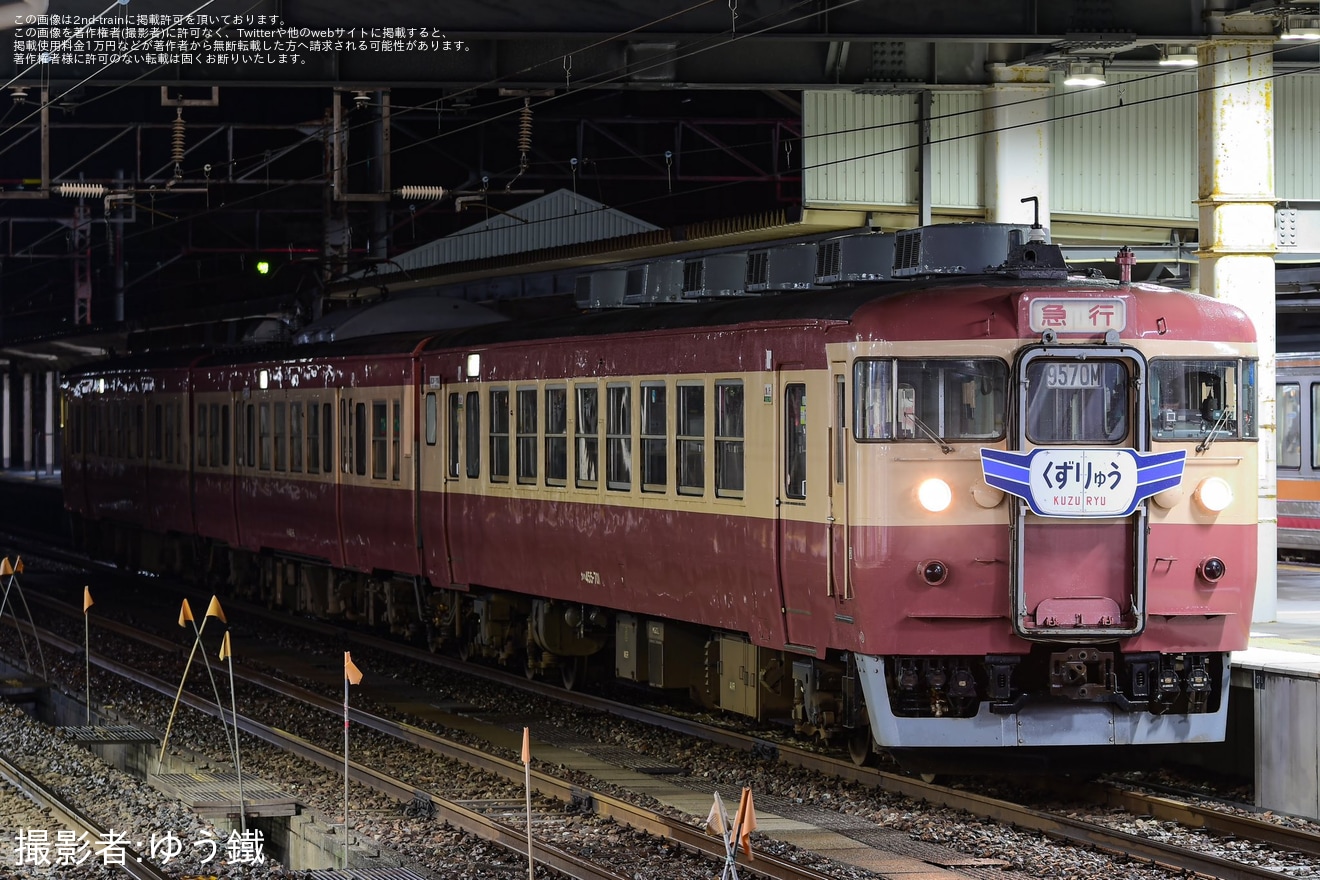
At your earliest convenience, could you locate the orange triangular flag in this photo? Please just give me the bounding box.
[178,598,194,627]
[219,631,232,662]
[521,726,531,764]
[13,557,22,574]
[0,558,11,576]
[344,651,363,685]
[83,586,93,613]
[734,787,757,860]
[205,595,226,623]
[704,791,728,837]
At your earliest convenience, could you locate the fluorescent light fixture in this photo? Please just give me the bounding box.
[1159,44,1198,66]
[1280,15,1320,39]
[1063,61,1106,87]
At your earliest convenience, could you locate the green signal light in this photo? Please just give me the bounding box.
[256,260,271,275]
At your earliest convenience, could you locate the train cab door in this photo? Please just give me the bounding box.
[828,364,853,605]
[775,362,822,649]
[1011,346,1150,640]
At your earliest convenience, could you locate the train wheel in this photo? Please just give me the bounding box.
[561,657,585,691]
[847,727,874,767]
[457,640,474,662]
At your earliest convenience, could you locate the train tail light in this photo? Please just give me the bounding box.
[1198,557,1226,584]
[918,559,949,586]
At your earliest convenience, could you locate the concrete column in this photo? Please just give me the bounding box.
[2,371,9,469]
[983,64,1052,228]
[44,371,54,475]
[1195,36,1276,622]
[21,372,31,471]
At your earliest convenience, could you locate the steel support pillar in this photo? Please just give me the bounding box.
[983,65,1052,229]
[21,373,32,471]
[2,372,9,469]
[1195,36,1276,622]
[44,371,54,475]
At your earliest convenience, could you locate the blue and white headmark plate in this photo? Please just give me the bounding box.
[980,447,1185,518]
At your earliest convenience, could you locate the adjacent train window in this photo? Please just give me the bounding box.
[1312,385,1320,470]
[165,403,176,463]
[785,384,807,499]
[677,383,704,495]
[135,405,144,459]
[545,386,567,486]
[424,392,437,446]
[371,401,387,479]
[489,388,510,483]
[1150,359,1258,442]
[274,402,287,472]
[575,385,599,489]
[197,404,208,466]
[209,404,222,468]
[1025,359,1127,445]
[259,402,272,470]
[715,381,744,498]
[354,402,368,477]
[448,393,461,478]
[322,403,332,474]
[516,387,537,485]
[340,400,352,474]
[173,402,182,464]
[1279,383,1301,469]
[392,400,401,482]
[221,405,230,468]
[290,403,304,473]
[244,404,255,468]
[307,402,321,472]
[641,382,667,493]
[606,384,632,491]
[465,391,480,478]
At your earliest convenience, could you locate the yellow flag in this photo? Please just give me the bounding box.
[83,586,93,613]
[205,595,227,623]
[13,557,22,574]
[344,651,363,685]
[521,726,531,764]
[219,631,232,662]
[0,558,11,576]
[178,598,194,627]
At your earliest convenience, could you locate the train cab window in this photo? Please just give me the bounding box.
[1025,360,1127,445]
[1151,359,1258,442]
[606,384,632,491]
[677,383,705,495]
[785,384,807,499]
[465,391,480,478]
[900,359,1006,441]
[489,388,510,483]
[545,386,567,486]
[371,401,387,479]
[197,405,208,467]
[1279,383,1301,469]
[516,388,537,485]
[576,385,599,489]
[290,402,303,473]
[716,381,744,498]
[259,402,272,470]
[274,402,287,471]
[424,392,437,446]
[448,393,461,478]
[354,402,368,477]
[853,360,893,440]
[641,382,667,493]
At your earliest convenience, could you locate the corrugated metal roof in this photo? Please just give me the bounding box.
[391,189,661,273]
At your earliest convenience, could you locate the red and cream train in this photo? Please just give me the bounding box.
[62,224,1258,764]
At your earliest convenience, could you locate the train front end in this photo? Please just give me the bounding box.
[844,230,1258,759]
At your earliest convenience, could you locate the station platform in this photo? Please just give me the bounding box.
[1230,563,1320,821]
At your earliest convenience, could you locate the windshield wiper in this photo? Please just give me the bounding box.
[908,415,954,454]
[1196,411,1233,453]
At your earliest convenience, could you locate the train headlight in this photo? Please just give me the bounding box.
[1193,477,1233,513]
[917,478,953,513]
[1198,557,1227,584]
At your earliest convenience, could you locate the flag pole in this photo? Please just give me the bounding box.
[83,587,93,725]
[192,597,236,773]
[220,632,245,834]
[159,598,207,772]
[342,651,363,870]
[522,726,534,880]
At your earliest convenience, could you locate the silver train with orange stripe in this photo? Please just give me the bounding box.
[62,224,1259,766]
[1278,354,1320,555]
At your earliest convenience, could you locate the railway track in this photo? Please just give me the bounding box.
[5,540,1320,880]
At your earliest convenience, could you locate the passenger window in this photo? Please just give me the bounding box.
[606,384,632,491]
[517,387,537,485]
[677,383,704,495]
[354,402,368,477]
[220,405,230,467]
[307,401,321,472]
[545,386,567,486]
[576,385,599,489]
[371,401,387,479]
[641,382,667,493]
[785,384,807,499]
[1280,383,1301,469]
[259,402,271,471]
[274,402,287,472]
[392,400,401,482]
[322,403,332,474]
[448,393,461,478]
[290,402,303,473]
[490,388,510,483]
[425,392,437,446]
[197,404,208,467]
[715,381,744,498]
[465,391,481,478]
[209,403,221,467]
[165,403,175,463]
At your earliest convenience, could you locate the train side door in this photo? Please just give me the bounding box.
[775,363,821,649]
[829,365,852,604]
